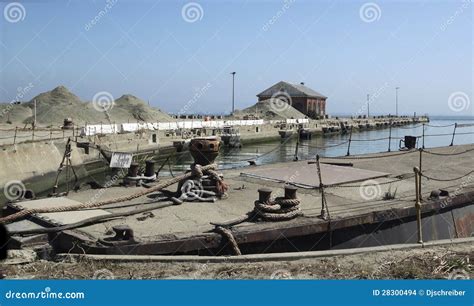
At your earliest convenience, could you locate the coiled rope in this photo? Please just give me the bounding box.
[211,195,302,255]
[0,164,218,224]
[253,197,302,221]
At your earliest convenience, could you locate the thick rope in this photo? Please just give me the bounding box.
[253,197,302,221]
[215,226,242,255]
[420,170,474,182]
[211,196,302,229]
[422,147,474,156]
[0,164,218,224]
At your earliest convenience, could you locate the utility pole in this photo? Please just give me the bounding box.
[231,72,236,114]
[367,94,370,118]
[395,87,400,117]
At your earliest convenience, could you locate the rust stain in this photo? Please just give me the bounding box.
[454,212,474,238]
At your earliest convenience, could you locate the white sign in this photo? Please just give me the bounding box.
[109,152,133,168]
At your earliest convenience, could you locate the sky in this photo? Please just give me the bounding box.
[0,0,472,116]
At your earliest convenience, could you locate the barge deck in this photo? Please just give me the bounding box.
[4,144,474,256]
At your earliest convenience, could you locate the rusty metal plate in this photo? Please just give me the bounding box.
[241,162,389,187]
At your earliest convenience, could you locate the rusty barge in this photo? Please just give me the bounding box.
[2,141,473,257]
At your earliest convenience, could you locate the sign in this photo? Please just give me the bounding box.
[109,152,133,168]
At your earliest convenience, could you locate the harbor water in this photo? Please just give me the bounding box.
[164,117,474,173]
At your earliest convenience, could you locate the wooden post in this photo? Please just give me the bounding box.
[450,123,457,146]
[418,148,423,201]
[421,123,425,149]
[346,127,352,156]
[293,130,299,161]
[13,127,17,145]
[414,167,423,245]
[50,127,52,140]
[316,155,328,220]
[388,120,392,152]
[31,126,35,141]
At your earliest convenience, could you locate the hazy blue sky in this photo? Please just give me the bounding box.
[0,0,472,116]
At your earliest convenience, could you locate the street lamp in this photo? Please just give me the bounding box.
[231,72,236,114]
[395,87,400,117]
[367,94,370,118]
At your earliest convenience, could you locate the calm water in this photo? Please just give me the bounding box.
[164,117,474,173]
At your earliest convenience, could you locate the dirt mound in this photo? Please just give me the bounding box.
[109,94,173,123]
[23,86,103,126]
[0,86,173,126]
[234,99,307,120]
[0,104,32,125]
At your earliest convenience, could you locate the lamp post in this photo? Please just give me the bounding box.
[367,94,370,118]
[231,72,236,114]
[395,87,400,117]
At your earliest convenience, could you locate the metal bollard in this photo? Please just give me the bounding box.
[145,160,155,177]
[127,162,139,177]
[284,185,298,199]
[258,188,272,203]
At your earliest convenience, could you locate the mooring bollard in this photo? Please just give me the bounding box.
[145,160,155,177]
[258,188,272,203]
[284,185,297,199]
[128,162,139,178]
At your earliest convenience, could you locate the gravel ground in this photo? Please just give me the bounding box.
[2,243,472,280]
